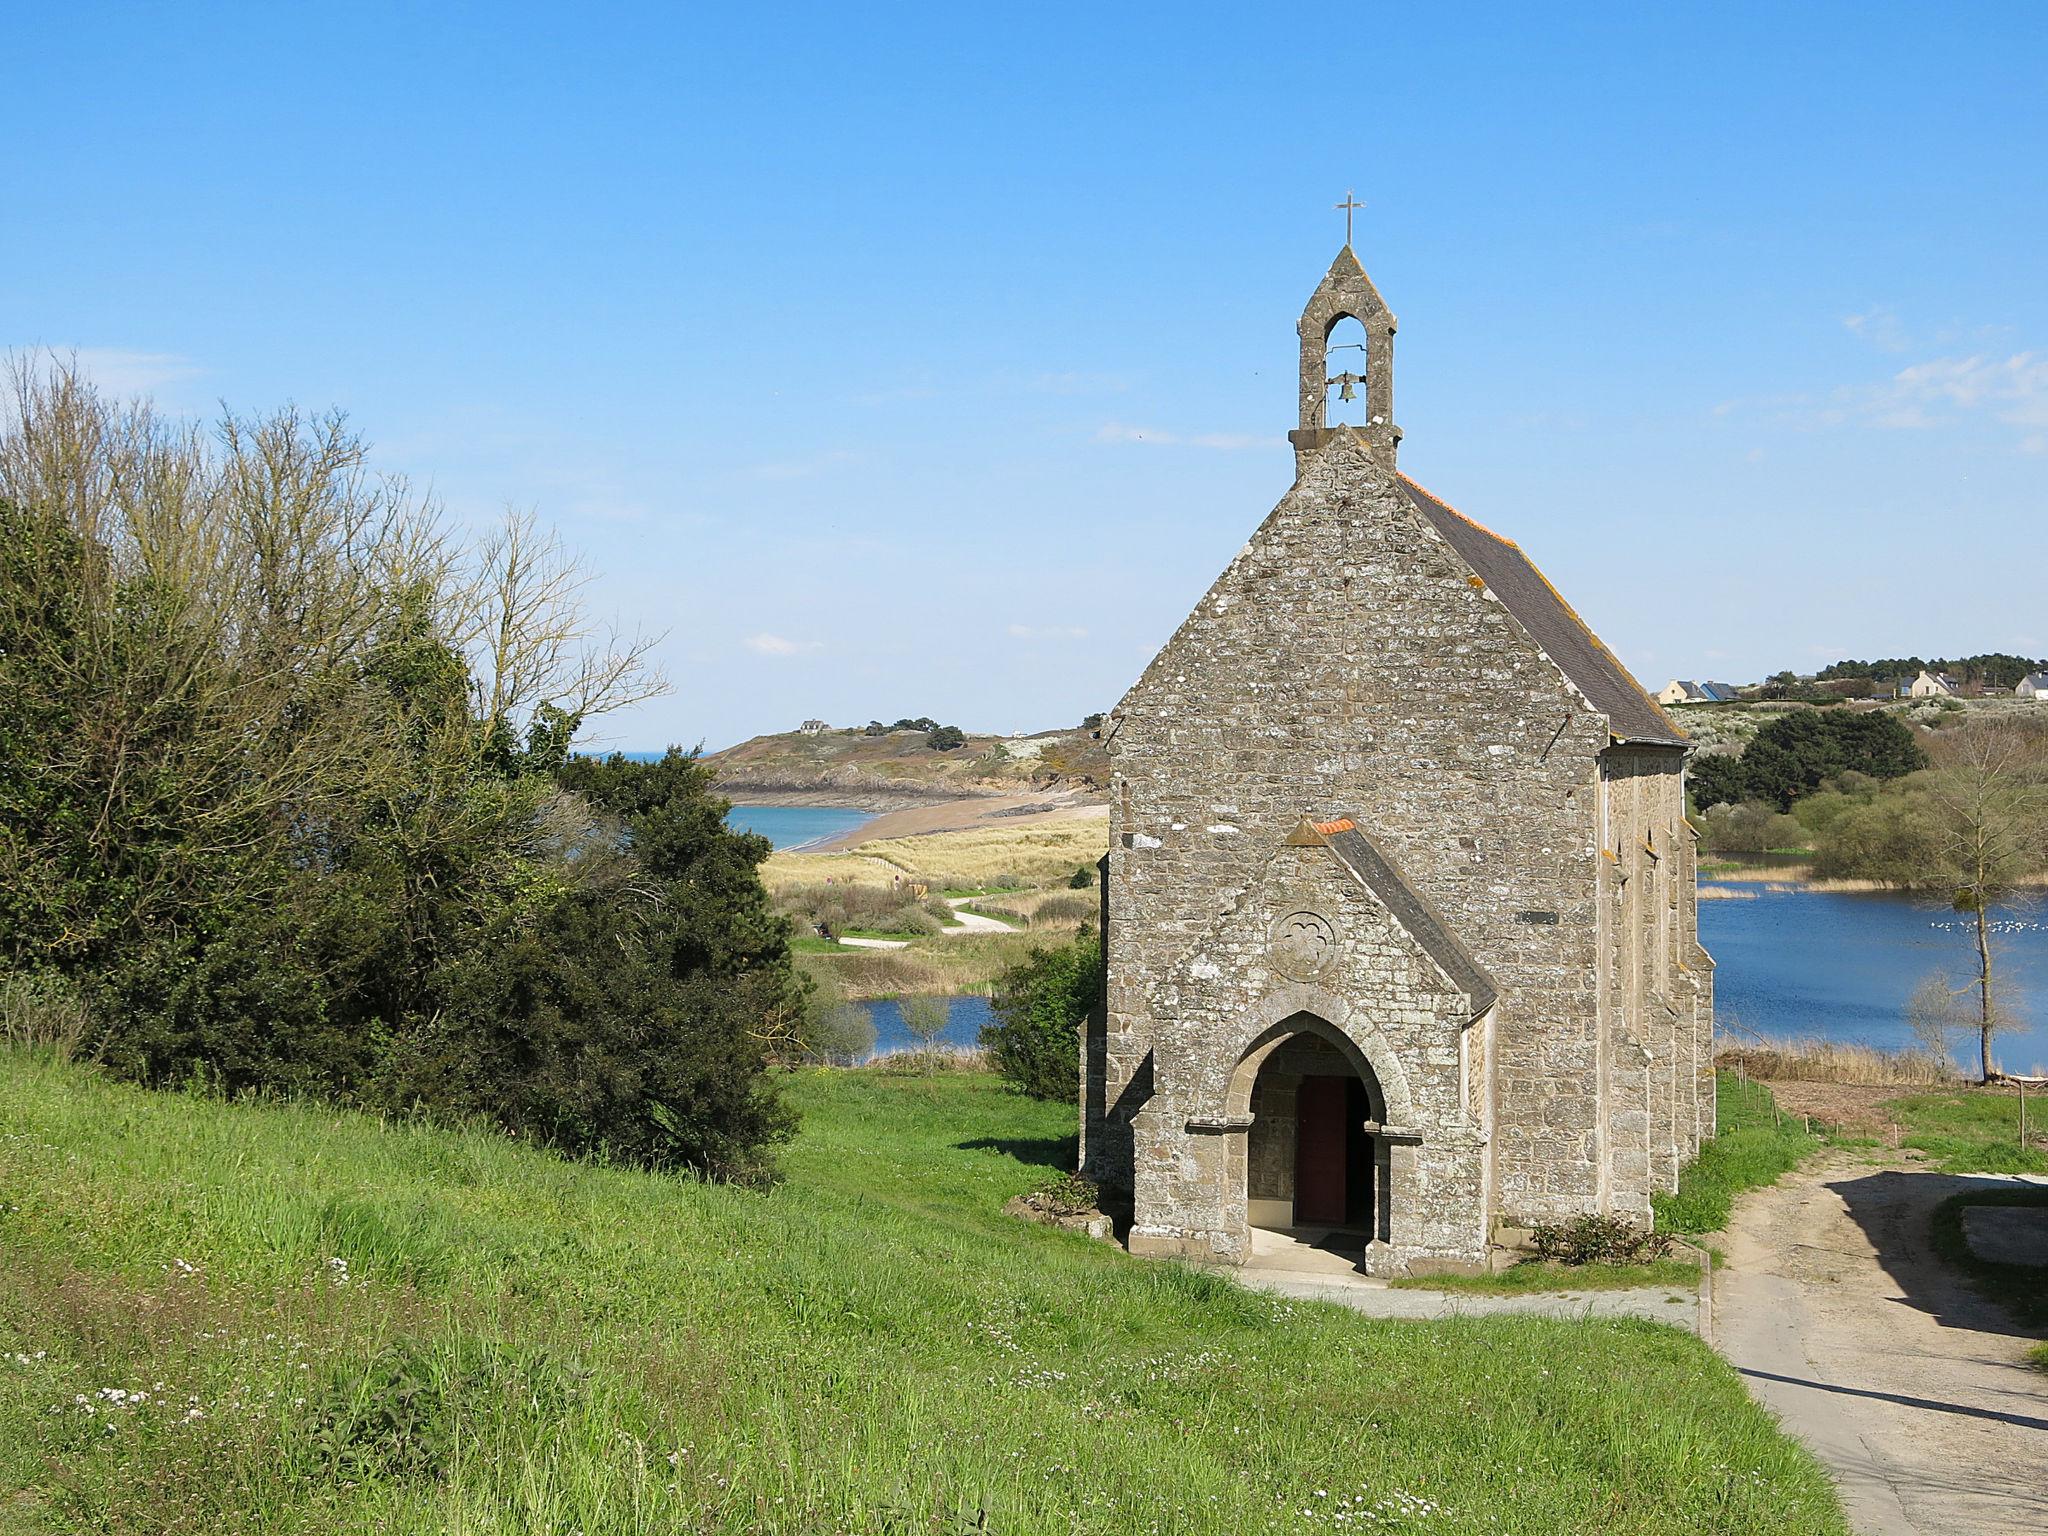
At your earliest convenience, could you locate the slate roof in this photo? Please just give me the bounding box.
[1314,819,1499,1019]
[2020,672,2048,694]
[1396,476,1686,747]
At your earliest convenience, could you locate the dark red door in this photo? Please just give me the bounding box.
[1294,1075,1349,1225]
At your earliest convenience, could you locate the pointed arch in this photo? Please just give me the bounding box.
[1213,984,1418,1128]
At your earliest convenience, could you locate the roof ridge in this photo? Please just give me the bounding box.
[1396,473,1521,550]
[1395,474,1687,747]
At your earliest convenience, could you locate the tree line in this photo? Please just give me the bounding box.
[1814,654,2048,691]
[0,364,804,1178]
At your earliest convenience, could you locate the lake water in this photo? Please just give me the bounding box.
[822,889,2048,1073]
[724,804,874,851]
[1700,883,2048,1075]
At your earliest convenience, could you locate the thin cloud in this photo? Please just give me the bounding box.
[1842,307,1910,354]
[16,347,201,396]
[1718,348,2048,451]
[744,633,822,657]
[1094,421,1263,451]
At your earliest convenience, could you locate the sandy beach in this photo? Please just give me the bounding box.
[809,791,1107,851]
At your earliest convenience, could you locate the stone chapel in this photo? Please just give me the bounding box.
[1081,242,1714,1276]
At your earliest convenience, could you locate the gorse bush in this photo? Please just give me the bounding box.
[985,927,1103,1100]
[0,364,801,1177]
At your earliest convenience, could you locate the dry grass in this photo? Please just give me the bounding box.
[796,930,1049,998]
[1698,886,1758,901]
[759,851,904,890]
[1717,1037,1959,1087]
[760,817,1107,892]
[852,820,1107,887]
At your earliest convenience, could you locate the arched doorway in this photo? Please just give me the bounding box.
[1238,1019,1389,1246]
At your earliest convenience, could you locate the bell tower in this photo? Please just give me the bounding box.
[1287,242,1399,475]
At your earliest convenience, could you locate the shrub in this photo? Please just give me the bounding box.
[0,972,91,1057]
[1528,1214,1672,1266]
[1699,800,1808,854]
[384,884,796,1180]
[985,928,1103,1101]
[928,725,967,751]
[1067,864,1097,889]
[1036,1170,1100,1216]
[1811,790,1949,883]
[1029,892,1098,927]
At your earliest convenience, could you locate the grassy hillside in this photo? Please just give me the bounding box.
[0,1055,1844,1534]
[707,725,1110,802]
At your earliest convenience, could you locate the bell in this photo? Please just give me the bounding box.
[1338,377,1356,402]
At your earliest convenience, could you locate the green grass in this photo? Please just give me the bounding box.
[0,1053,1845,1535]
[1654,1075,1820,1234]
[789,935,844,954]
[1926,1187,2048,1328]
[1879,1090,2048,1175]
[2027,1342,2048,1374]
[1390,1260,1702,1295]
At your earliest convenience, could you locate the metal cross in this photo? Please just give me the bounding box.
[1334,191,1365,246]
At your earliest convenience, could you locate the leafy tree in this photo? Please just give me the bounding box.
[1689,710,1924,811]
[985,928,1103,1101]
[928,725,967,751]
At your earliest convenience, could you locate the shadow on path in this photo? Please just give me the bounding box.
[1829,1169,2047,1340]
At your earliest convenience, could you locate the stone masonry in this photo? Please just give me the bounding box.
[1080,245,1713,1276]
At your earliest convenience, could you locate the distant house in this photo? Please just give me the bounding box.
[2017,673,2048,701]
[1905,671,1960,699]
[1655,679,1739,705]
[797,719,829,735]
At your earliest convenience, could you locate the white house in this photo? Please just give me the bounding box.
[2017,672,2048,701]
[797,719,829,735]
[1905,670,1960,699]
[1655,679,1739,705]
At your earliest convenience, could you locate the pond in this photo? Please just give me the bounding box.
[1700,882,2048,1075]
[854,995,994,1063]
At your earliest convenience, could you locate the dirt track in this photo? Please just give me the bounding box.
[1715,1154,2048,1535]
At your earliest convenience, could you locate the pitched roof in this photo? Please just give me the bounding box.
[1396,476,1686,747]
[1308,819,1498,1018]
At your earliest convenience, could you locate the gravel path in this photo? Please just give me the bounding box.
[1715,1156,2048,1536]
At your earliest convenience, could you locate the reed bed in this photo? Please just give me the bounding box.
[1716,1037,1959,1086]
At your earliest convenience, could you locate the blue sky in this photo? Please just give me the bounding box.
[8,3,2046,750]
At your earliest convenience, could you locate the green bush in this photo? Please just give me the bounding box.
[984,928,1103,1100]
[1067,864,1097,889]
[384,883,796,1180]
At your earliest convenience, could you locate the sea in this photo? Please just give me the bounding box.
[595,753,875,852]
[725,804,874,851]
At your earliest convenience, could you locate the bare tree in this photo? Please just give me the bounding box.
[0,354,668,965]
[898,995,953,1070]
[1923,720,2048,1081]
